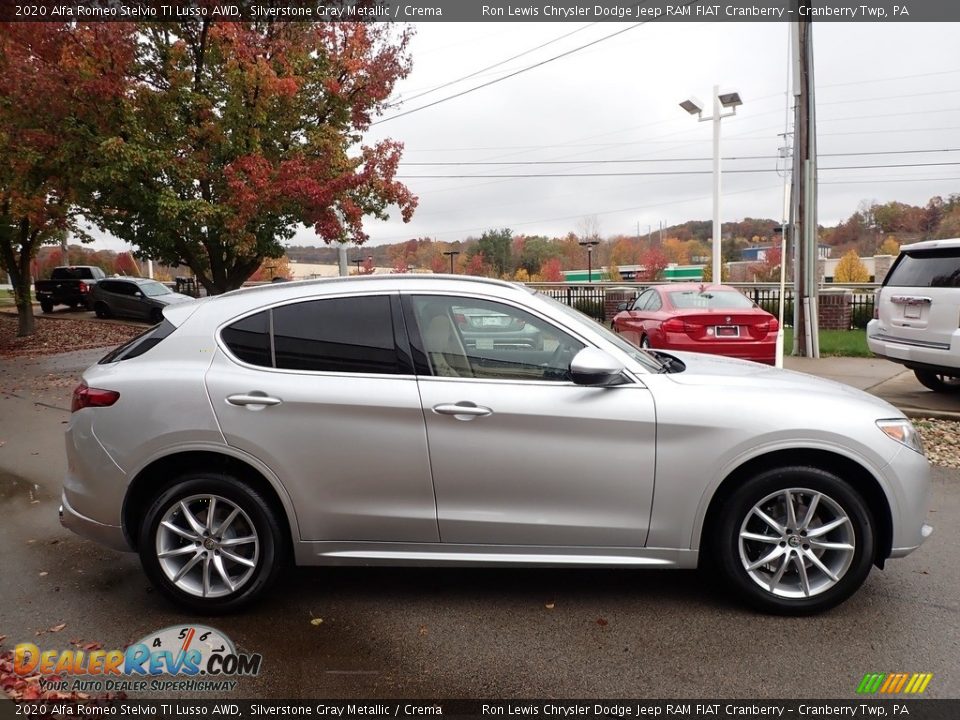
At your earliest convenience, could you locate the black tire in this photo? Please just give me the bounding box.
[914,369,960,394]
[640,335,651,349]
[138,474,285,613]
[712,466,875,615]
[40,300,53,314]
[68,301,79,310]
[94,302,111,319]
[149,308,164,325]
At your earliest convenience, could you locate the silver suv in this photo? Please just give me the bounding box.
[867,238,960,393]
[61,275,931,615]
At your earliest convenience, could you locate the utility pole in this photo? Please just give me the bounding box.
[791,5,819,357]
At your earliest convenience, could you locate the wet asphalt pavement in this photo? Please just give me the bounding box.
[0,349,958,700]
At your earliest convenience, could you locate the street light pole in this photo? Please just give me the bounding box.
[442,250,460,274]
[680,86,743,283]
[578,240,600,283]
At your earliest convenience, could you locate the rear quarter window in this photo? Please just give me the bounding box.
[99,320,177,363]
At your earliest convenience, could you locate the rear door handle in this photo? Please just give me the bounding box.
[226,393,282,407]
[433,402,493,419]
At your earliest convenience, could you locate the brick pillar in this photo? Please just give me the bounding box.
[873,254,894,283]
[604,288,637,322]
[818,288,852,330]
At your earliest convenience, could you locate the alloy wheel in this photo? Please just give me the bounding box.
[738,487,855,599]
[155,494,260,599]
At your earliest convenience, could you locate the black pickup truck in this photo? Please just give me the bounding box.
[34,265,106,313]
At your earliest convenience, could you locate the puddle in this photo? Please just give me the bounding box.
[0,471,51,503]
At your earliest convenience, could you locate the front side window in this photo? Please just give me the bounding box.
[410,296,584,381]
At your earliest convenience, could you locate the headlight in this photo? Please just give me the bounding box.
[877,419,925,455]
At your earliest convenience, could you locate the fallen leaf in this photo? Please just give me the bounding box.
[38,571,48,577]
[596,618,608,627]
[418,625,428,636]
[83,642,102,651]
[309,618,323,626]
[49,623,66,633]
[545,602,555,610]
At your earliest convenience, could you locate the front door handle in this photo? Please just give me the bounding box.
[226,393,282,408]
[433,402,493,420]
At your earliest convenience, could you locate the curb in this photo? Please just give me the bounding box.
[899,407,960,423]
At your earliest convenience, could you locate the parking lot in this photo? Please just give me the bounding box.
[0,337,957,700]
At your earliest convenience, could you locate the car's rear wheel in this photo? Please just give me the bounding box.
[138,474,284,613]
[94,302,111,319]
[640,335,651,349]
[40,300,53,314]
[914,369,960,394]
[713,466,874,615]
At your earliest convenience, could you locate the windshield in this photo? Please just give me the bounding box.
[537,293,664,373]
[668,290,755,309]
[140,281,172,297]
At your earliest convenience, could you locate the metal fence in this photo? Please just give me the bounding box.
[527,282,879,329]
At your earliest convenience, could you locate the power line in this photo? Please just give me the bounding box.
[384,23,599,109]
[397,161,960,179]
[372,20,652,125]
[399,148,960,167]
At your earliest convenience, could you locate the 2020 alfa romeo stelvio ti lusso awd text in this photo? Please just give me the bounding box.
[61,275,933,614]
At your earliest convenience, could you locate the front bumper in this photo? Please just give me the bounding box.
[60,492,131,552]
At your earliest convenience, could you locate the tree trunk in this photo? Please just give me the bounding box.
[0,227,36,338]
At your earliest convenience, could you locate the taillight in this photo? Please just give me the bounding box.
[769,318,779,333]
[71,383,120,412]
[662,318,685,333]
[79,282,89,294]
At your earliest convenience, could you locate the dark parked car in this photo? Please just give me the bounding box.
[89,277,193,323]
[34,265,105,313]
[612,283,779,365]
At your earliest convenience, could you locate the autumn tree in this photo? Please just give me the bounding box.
[540,257,564,282]
[749,247,782,282]
[878,237,900,256]
[0,23,132,336]
[249,255,292,281]
[87,22,417,295]
[834,249,870,283]
[638,247,669,282]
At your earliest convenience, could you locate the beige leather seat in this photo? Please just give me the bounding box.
[423,311,473,378]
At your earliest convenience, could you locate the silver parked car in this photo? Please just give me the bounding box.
[62,276,932,614]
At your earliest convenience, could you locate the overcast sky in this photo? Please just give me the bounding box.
[91,20,960,251]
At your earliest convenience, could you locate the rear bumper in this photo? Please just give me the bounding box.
[60,493,131,552]
[657,335,776,365]
[867,320,960,376]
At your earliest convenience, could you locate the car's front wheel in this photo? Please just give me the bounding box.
[914,369,960,394]
[713,466,874,615]
[138,474,285,613]
[93,302,111,319]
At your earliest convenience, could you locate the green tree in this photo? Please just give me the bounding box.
[87,22,417,295]
[477,228,513,277]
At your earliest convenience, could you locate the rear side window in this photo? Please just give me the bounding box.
[886,250,960,288]
[273,297,397,373]
[220,296,399,374]
[99,320,176,363]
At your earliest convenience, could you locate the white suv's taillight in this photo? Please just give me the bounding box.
[71,383,120,412]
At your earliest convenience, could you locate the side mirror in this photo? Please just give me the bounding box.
[134,292,142,298]
[569,348,625,387]
[616,302,628,312]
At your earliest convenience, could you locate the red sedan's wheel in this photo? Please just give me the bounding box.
[640,335,651,349]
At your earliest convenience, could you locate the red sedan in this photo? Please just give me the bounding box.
[612,283,779,365]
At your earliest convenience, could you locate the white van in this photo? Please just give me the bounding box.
[866,238,960,393]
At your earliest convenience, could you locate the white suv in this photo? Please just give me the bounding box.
[867,238,960,393]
